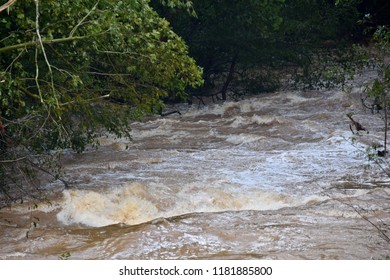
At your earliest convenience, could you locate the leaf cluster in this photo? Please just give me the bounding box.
[0,0,202,202]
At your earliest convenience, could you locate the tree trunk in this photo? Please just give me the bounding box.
[220,54,238,101]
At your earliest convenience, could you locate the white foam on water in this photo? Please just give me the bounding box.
[55,88,385,228]
[225,133,265,145]
[56,181,326,227]
[229,115,284,128]
[57,183,160,227]
[131,119,180,139]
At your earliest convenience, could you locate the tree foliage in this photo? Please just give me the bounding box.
[0,0,202,202]
[155,0,364,99]
[265,0,363,89]
[155,0,285,100]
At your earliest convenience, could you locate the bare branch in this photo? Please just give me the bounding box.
[332,195,390,243]
[0,156,26,163]
[34,0,57,106]
[352,205,390,243]
[0,0,17,13]
[60,94,111,107]
[5,48,26,72]
[0,36,87,54]
[25,157,70,189]
[69,1,100,37]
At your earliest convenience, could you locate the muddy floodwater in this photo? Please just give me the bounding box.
[1,79,389,259]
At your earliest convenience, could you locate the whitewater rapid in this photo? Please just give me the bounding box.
[0,85,389,259]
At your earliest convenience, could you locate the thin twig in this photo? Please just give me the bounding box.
[25,158,70,189]
[5,48,26,72]
[351,205,390,243]
[329,195,390,244]
[60,94,110,106]
[69,1,100,37]
[0,35,87,54]
[34,39,43,102]
[0,156,26,163]
[373,158,390,177]
[34,0,58,107]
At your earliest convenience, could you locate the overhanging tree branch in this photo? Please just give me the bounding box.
[0,0,17,13]
[60,94,111,107]
[1,0,203,204]
[0,35,88,53]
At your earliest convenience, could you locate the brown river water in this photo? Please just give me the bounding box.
[0,78,389,259]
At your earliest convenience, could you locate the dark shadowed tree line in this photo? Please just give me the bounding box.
[152,0,372,100]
